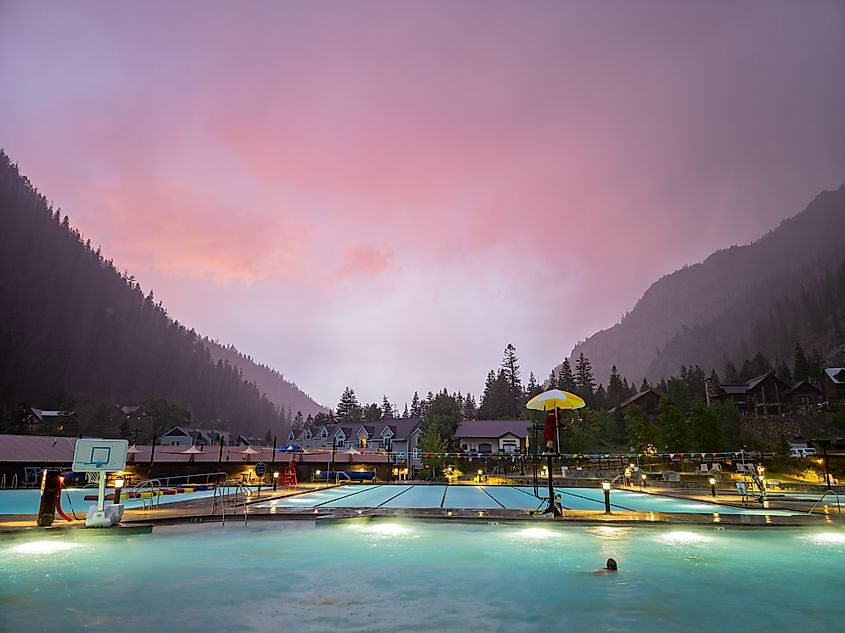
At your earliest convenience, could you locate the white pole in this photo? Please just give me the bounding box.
[97,471,107,512]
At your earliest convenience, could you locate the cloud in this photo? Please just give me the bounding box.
[324,244,395,282]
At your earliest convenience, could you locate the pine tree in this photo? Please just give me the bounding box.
[640,378,650,392]
[336,387,362,423]
[525,372,541,399]
[794,343,810,381]
[606,365,626,409]
[547,369,557,389]
[500,343,522,414]
[557,358,576,392]
[463,393,477,419]
[410,392,421,418]
[293,411,304,430]
[381,396,394,419]
[573,353,596,401]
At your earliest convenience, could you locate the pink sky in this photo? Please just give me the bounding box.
[2,1,844,409]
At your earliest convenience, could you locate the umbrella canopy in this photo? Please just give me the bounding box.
[526,389,586,411]
[241,446,259,454]
[345,447,361,455]
[180,446,203,454]
[126,445,141,454]
[278,444,303,452]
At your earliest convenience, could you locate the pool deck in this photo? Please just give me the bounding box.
[1,482,841,534]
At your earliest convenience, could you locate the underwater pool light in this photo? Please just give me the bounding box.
[519,527,557,539]
[805,532,845,545]
[9,540,78,555]
[658,531,710,545]
[362,523,410,536]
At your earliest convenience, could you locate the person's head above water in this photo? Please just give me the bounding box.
[605,558,618,571]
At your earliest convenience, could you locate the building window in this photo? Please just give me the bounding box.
[799,395,811,405]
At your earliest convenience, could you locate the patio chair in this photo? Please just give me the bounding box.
[698,463,710,475]
[735,481,749,506]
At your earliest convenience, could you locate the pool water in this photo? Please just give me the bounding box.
[252,484,798,515]
[0,487,222,515]
[1,521,843,632]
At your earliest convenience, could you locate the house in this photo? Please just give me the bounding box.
[783,380,824,411]
[718,371,786,415]
[823,368,845,404]
[159,426,197,447]
[453,420,529,455]
[28,408,77,434]
[160,426,232,447]
[289,424,336,449]
[619,390,661,417]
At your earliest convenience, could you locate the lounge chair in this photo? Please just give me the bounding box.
[735,481,749,505]
[699,463,710,475]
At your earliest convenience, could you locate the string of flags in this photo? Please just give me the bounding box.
[297,449,767,461]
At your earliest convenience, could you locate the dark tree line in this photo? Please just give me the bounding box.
[0,151,288,438]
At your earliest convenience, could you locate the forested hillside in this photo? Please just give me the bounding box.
[0,151,289,437]
[565,184,845,384]
[205,339,326,417]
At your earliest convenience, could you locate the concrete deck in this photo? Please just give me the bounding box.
[1,482,841,533]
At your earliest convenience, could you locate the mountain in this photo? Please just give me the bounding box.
[564,183,845,385]
[0,150,313,436]
[204,339,326,417]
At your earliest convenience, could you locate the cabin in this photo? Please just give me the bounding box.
[783,380,824,411]
[718,371,787,415]
[619,390,661,417]
[823,368,845,405]
[453,420,529,455]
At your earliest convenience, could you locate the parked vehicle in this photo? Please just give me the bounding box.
[790,447,817,458]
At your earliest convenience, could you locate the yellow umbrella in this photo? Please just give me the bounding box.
[526,389,586,411]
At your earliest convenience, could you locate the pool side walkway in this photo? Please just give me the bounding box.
[1,483,840,533]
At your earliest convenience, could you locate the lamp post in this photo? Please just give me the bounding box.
[709,477,716,498]
[640,473,647,489]
[273,471,279,491]
[477,468,484,484]
[812,439,833,489]
[602,481,611,514]
[113,477,124,505]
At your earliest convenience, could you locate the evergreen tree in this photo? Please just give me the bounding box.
[293,411,304,430]
[410,392,421,418]
[775,358,793,382]
[689,402,724,451]
[463,393,478,419]
[658,397,686,452]
[336,387,362,423]
[500,343,522,415]
[573,353,596,401]
[606,365,626,409]
[593,384,608,410]
[525,371,542,399]
[639,378,650,392]
[793,343,810,380]
[557,358,576,392]
[381,396,394,419]
[724,361,739,383]
[547,369,557,389]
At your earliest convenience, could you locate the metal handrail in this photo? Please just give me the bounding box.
[808,489,842,516]
[125,479,163,511]
[148,471,228,487]
[212,479,251,526]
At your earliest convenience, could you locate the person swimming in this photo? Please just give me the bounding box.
[593,558,619,574]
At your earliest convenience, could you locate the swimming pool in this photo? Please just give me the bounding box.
[252,484,799,516]
[0,487,223,515]
[2,520,843,632]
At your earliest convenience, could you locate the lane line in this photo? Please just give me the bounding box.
[313,485,384,507]
[376,484,416,508]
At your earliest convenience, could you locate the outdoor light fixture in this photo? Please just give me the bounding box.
[640,473,647,488]
[113,477,124,505]
[272,471,279,491]
[602,481,611,514]
[709,477,716,498]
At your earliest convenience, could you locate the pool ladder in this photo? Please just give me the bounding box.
[212,480,252,526]
[125,479,163,512]
[808,489,842,517]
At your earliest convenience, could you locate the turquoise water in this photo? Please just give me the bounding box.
[0,487,222,515]
[1,521,843,632]
[254,485,798,515]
